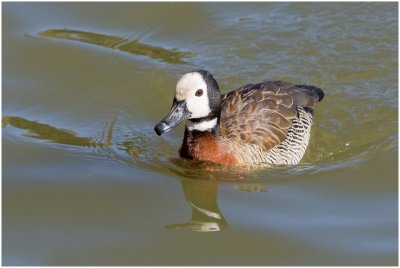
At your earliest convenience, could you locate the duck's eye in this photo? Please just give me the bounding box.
[195,89,203,97]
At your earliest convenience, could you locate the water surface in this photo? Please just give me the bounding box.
[3,2,398,265]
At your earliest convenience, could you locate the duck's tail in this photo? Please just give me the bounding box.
[295,84,325,102]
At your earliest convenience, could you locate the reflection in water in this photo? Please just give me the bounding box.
[37,29,190,64]
[4,112,396,234]
[3,116,114,148]
[166,179,228,232]
[3,115,269,232]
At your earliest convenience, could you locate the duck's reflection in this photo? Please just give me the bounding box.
[3,115,268,233]
[166,179,227,232]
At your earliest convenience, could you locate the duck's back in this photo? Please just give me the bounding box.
[219,81,324,165]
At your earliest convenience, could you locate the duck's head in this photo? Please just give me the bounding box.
[154,70,221,136]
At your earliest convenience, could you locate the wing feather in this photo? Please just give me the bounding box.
[220,81,322,151]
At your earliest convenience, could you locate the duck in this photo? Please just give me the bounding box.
[154,70,324,167]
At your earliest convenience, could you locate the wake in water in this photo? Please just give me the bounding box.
[3,89,397,183]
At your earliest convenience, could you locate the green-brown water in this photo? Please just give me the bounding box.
[2,2,398,265]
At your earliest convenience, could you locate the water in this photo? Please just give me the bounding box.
[2,2,398,265]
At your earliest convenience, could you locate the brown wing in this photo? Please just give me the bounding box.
[220,81,323,151]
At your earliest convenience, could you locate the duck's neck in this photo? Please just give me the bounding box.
[186,117,219,136]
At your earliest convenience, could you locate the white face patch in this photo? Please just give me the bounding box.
[175,72,211,119]
[186,117,218,132]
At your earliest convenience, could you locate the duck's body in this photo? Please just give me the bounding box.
[155,70,324,167]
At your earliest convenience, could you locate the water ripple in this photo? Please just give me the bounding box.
[36,28,191,64]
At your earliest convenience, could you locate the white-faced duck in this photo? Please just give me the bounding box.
[155,70,324,167]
